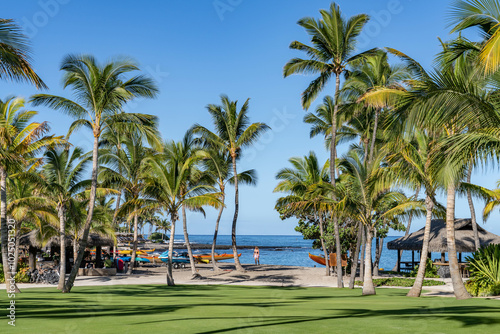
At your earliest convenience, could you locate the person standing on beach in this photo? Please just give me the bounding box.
[253,247,260,265]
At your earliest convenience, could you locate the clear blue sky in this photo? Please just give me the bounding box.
[2,0,499,236]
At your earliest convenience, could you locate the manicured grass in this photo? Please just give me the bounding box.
[2,284,500,333]
[355,277,446,287]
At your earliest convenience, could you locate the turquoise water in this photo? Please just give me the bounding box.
[163,235,470,270]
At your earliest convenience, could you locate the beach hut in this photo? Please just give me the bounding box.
[19,231,115,271]
[387,218,500,272]
[115,232,148,245]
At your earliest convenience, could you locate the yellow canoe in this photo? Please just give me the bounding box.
[118,249,155,255]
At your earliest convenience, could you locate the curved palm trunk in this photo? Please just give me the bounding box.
[394,188,420,271]
[359,225,366,281]
[0,167,20,293]
[230,155,244,271]
[63,134,100,293]
[182,205,198,277]
[407,195,434,297]
[166,216,176,286]
[369,108,380,163]
[112,192,122,258]
[349,221,363,288]
[466,166,480,250]
[331,73,343,288]
[446,183,471,299]
[318,213,330,276]
[211,192,225,271]
[362,226,375,296]
[57,206,67,290]
[128,209,139,274]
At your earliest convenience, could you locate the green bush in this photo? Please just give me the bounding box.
[149,232,168,242]
[407,258,439,278]
[355,277,445,287]
[465,244,500,297]
[0,262,30,283]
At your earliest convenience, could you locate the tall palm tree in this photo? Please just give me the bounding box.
[100,135,154,274]
[274,152,332,276]
[284,3,374,287]
[0,97,63,293]
[138,149,221,285]
[41,147,91,289]
[0,19,46,88]
[192,95,269,271]
[30,55,159,293]
[200,148,257,271]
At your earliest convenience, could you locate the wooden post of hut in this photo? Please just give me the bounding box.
[397,249,401,272]
[411,250,415,269]
[96,245,102,269]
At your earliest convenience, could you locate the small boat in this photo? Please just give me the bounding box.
[309,253,347,267]
[118,248,155,255]
[119,256,151,263]
[159,251,190,269]
[193,253,241,264]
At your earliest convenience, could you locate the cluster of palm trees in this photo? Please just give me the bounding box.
[276,1,500,299]
[0,20,269,293]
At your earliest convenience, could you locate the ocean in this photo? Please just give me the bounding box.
[163,235,473,270]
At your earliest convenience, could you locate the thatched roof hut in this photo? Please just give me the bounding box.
[387,218,500,253]
[115,232,147,244]
[19,231,115,248]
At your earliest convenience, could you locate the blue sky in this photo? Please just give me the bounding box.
[2,0,500,236]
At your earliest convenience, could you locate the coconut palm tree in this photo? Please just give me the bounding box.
[200,148,257,271]
[274,152,332,275]
[137,148,221,285]
[30,55,159,293]
[0,97,63,293]
[0,19,46,88]
[191,95,269,272]
[41,147,91,289]
[100,135,154,274]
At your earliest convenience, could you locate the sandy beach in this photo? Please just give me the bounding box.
[1,263,458,297]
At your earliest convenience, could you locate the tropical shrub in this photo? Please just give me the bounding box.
[149,232,169,242]
[407,258,439,278]
[0,263,31,283]
[355,277,445,287]
[465,244,500,297]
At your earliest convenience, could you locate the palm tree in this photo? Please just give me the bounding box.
[30,55,159,292]
[284,4,374,287]
[41,147,91,289]
[101,135,154,274]
[449,0,500,73]
[200,148,257,271]
[138,149,221,285]
[0,97,63,293]
[0,19,46,88]
[155,218,171,241]
[192,95,269,271]
[274,152,332,276]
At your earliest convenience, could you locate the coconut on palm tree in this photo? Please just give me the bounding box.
[192,95,269,272]
[30,55,159,292]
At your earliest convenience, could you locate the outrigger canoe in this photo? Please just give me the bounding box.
[308,253,348,267]
[158,251,190,269]
[118,248,155,255]
[193,253,241,264]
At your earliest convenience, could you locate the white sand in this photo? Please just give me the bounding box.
[0,262,458,297]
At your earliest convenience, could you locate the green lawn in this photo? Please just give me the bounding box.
[2,284,500,333]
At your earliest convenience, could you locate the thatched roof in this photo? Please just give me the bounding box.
[115,233,147,244]
[19,231,115,248]
[387,219,500,253]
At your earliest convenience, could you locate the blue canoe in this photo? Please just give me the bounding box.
[119,256,150,263]
[158,251,190,263]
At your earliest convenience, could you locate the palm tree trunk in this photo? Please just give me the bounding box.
[373,235,381,275]
[318,213,330,276]
[112,192,121,258]
[211,192,225,271]
[182,204,198,277]
[362,226,375,295]
[349,221,363,289]
[63,134,100,293]
[128,208,139,274]
[359,225,366,281]
[466,165,480,250]
[166,215,176,286]
[394,187,420,271]
[0,167,20,293]
[407,195,434,297]
[446,183,471,299]
[57,205,67,290]
[231,155,244,271]
[369,108,380,163]
[331,72,343,287]
[73,238,78,261]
